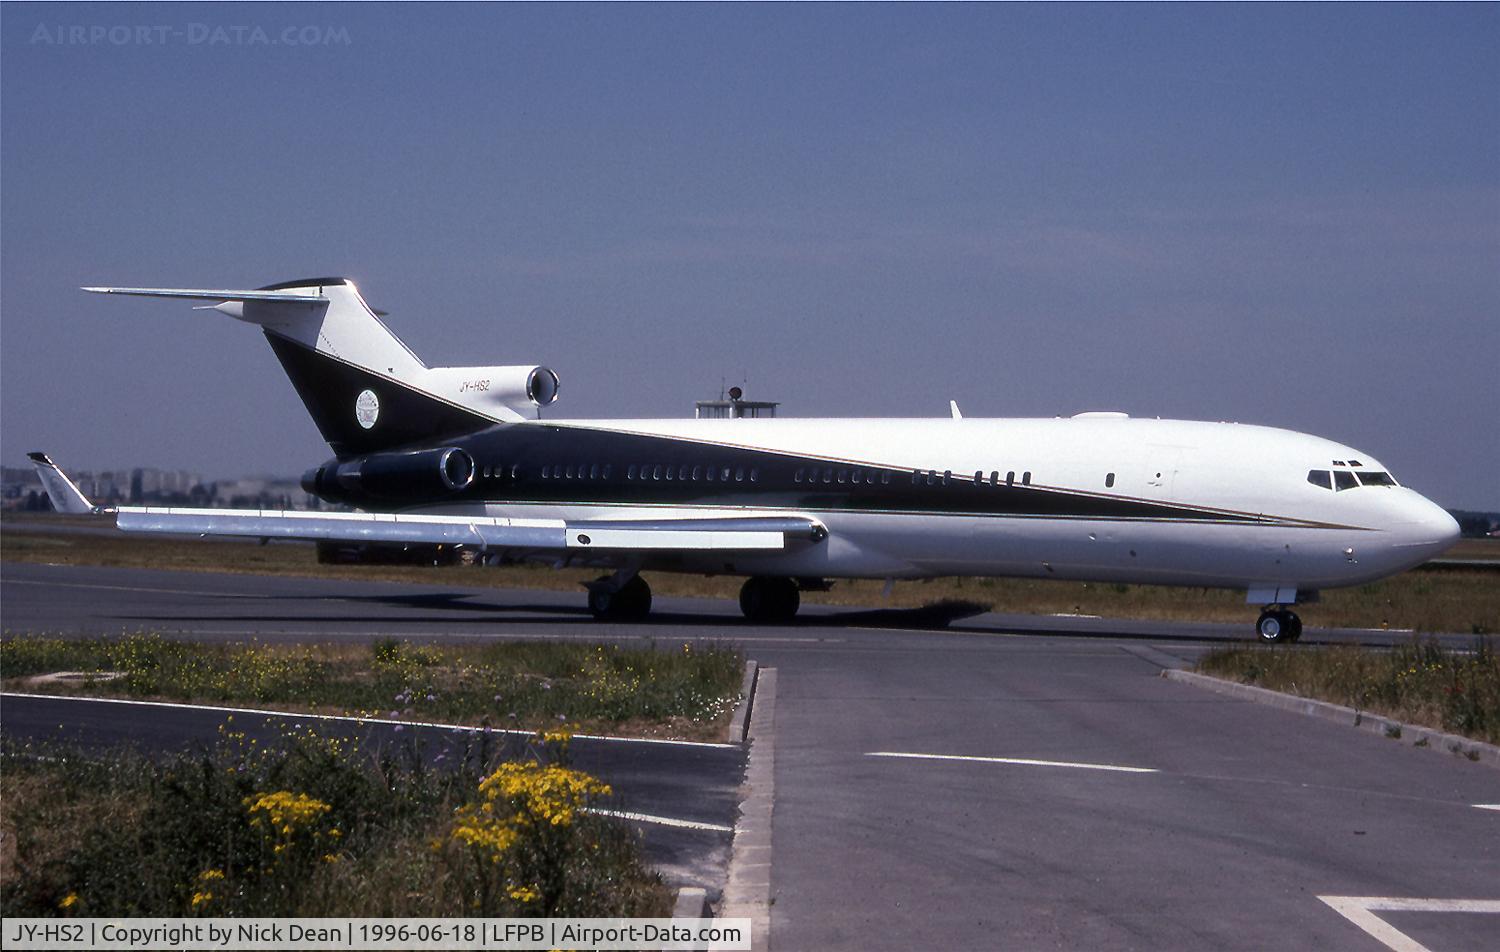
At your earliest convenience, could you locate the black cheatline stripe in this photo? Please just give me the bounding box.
[263,332,499,458]
[392,423,1346,528]
[420,498,1363,531]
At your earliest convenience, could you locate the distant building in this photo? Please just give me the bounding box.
[695,386,779,420]
[1,462,325,512]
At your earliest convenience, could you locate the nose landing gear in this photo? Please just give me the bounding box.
[1256,607,1302,643]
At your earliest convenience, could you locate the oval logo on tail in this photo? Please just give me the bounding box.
[355,389,380,429]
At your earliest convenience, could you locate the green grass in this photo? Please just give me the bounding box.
[4,519,1497,634]
[1197,638,1500,744]
[0,635,745,741]
[0,726,669,917]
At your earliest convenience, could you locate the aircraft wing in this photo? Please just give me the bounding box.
[30,452,824,553]
[115,507,824,552]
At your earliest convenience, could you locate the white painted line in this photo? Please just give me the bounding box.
[1475,804,1500,812]
[587,808,733,833]
[0,691,738,749]
[866,751,1157,774]
[1050,612,1101,619]
[1319,896,1500,952]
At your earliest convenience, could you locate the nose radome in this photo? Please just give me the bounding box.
[1402,493,1461,553]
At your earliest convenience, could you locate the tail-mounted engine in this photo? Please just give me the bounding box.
[424,365,560,416]
[302,446,474,505]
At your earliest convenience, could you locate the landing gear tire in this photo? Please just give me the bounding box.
[588,575,652,622]
[739,576,801,623]
[1256,608,1300,644]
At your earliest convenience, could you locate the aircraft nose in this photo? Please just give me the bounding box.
[1393,493,1461,557]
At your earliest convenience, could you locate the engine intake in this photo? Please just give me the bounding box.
[424,364,560,415]
[302,447,474,503]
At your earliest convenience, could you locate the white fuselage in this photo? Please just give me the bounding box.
[422,415,1459,595]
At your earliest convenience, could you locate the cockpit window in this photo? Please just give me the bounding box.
[1311,466,1399,490]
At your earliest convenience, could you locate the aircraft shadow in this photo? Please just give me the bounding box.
[99,587,1430,649]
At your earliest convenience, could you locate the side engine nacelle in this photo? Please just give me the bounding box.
[302,446,474,505]
[424,364,560,417]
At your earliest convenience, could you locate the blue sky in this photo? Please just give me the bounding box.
[3,3,1497,508]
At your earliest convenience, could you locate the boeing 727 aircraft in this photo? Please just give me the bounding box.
[32,277,1460,641]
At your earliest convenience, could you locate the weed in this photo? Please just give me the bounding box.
[0,727,667,917]
[1198,638,1499,745]
[1,635,745,741]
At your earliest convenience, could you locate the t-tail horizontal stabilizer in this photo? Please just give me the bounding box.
[26,452,103,515]
[81,277,559,457]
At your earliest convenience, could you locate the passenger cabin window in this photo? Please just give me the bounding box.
[1307,469,1332,490]
[1105,473,1115,488]
[1022,472,1031,486]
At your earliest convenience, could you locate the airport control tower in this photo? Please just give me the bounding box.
[695,386,779,419]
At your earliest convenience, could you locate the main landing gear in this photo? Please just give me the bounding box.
[739,576,801,623]
[587,573,807,624]
[1256,607,1302,644]
[586,573,652,622]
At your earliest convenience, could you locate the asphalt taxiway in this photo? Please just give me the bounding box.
[3,561,1497,950]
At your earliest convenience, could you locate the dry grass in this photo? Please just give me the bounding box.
[0,636,744,742]
[4,518,1497,634]
[1198,639,1499,744]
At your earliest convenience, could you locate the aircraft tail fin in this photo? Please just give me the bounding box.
[84,278,560,458]
[27,452,100,514]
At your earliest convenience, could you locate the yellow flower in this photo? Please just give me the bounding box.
[197,869,225,883]
[58,893,80,910]
[191,890,214,909]
[508,884,540,903]
[476,762,611,828]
